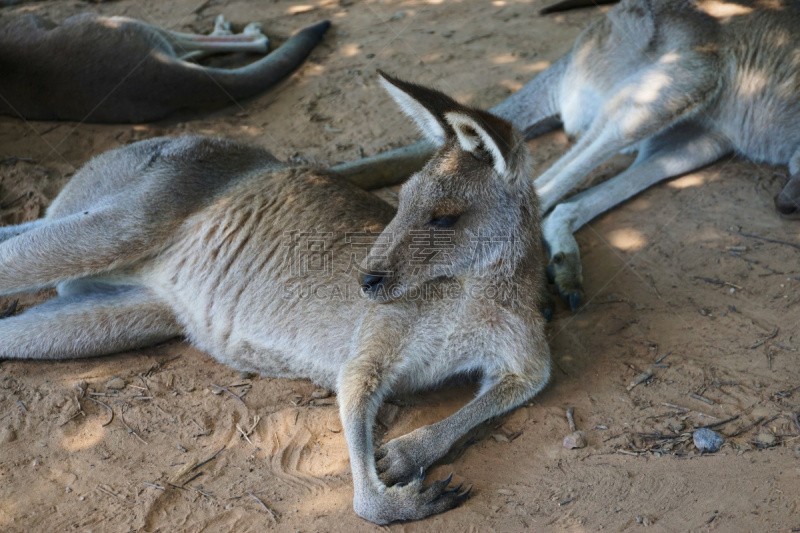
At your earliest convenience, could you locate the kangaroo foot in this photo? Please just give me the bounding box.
[545,249,584,311]
[776,174,800,219]
[354,469,470,524]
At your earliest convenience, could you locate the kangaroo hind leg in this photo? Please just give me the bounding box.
[166,15,269,60]
[0,287,181,360]
[543,122,731,309]
[0,206,163,296]
[776,150,800,219]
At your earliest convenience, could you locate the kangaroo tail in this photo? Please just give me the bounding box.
[203,20,331,100]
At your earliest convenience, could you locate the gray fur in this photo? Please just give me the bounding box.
[335,0,800,309]
[0,76,549,524]
[0,14,330,123]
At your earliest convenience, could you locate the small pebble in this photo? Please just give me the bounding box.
[311,388,332,399]
[563,431,587,449]
[693,428,723,453]
[66,487,72,494]
[73,380,88,391]
[105,377,126,390]
[492,433,509,443]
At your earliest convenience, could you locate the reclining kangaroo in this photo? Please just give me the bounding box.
[0,73,550,524]
[335,0,800,309]
[0,13,330,122]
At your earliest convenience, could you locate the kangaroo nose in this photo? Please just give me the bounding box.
[360,272,385,293]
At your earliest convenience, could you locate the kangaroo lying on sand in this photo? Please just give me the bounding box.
[335,0,800,310]
[0,13,330,122]
[0,73,549,524]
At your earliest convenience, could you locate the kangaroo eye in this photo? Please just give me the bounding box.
[429,214,460,228]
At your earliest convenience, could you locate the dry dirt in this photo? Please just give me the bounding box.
[1,0,799,531]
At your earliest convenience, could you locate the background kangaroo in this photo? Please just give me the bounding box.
[0,73,549,524]
[335,0,800,311]
[0,13,330,122]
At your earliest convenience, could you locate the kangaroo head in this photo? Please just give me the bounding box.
[360,71,539,302]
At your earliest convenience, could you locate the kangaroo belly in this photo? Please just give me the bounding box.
[145,165,394,385]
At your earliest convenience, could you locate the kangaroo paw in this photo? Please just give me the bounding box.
[376,429,436,486]
[546,251,584,311]
[354,469,470,524]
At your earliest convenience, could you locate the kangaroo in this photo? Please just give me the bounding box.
[0,13,330,123]
[334,0,800,311]
[0,73,550,524]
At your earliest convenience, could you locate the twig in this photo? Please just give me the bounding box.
[119,405,148,445]
[87,396,115,427]
[190,445,226,473]
[17,400,28,413]
[211,384,247,407]
[698,414,739,430]
[616,450,639,456]
[693,276,742,289]
[558,497,575,506]
[761,414,781,427]
[97,485,133,505]
[237,424,254,446]
[654,351,671,364]
[193,485,214,500]
[143,482,165,491]
[139,374,154,397]
[60,396,87,426]
[726,229,800,251]
[727,417,765,438]
[689,393,714,405]
[793,412,800,434]
[627,370,654,391]
[749,327,779,349]
[566,407,577,431]
[662,402,689,412]
[247,491,278,522]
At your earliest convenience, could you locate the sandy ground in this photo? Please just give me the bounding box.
[1,0,799,531]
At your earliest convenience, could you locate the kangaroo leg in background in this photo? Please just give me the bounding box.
[0,287,181,359]
[775,150,800,219]
[542,122,731,308]
[331,57,568,189]
[0,207,175,295]
[166,15,269,60]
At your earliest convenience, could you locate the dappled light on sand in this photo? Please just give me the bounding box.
[2,0,800,531]
[60,423,107,452]
[667,174,705,189]
[703,0,754,18]
[606,227,646,251]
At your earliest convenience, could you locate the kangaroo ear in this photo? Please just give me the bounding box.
[444,111,509,177]
[378,70,459,146]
